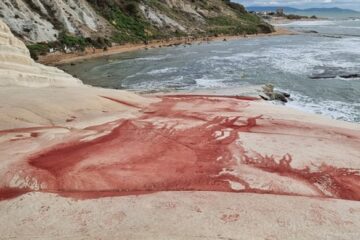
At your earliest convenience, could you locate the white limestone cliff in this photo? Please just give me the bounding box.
[0,0,247,44]
[0,19,83,87]
[0,0,112,43]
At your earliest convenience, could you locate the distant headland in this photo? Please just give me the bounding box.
[247,6,360,18]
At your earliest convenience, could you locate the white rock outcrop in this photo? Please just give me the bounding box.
[0,19,83,87]
[139,5,187,32]
[0,0,112,43]
[0,0,58,42]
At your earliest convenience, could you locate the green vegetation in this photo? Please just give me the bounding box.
[88,0,273,42]
[27,32,112,60]
[206,14,273,36]
[27,43,49,60]
[58,32,89,50]
[285,14,317,20]
[107,8,148,43]
[88,0,152,43]
[222,0,246,13]
[199,1,273,36]
[26,0,275,60]
[286,14,305,20]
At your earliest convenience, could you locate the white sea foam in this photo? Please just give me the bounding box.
[183,51,199,56]
[135,54,173,61]
[195,77,228,88]
[276,20,335,27]
[208,36,360,76]
[335,76,360,81]
[212,52,259,60]
[92,54,173,70]
[341,26,360,29]
[285,91,360,122]
[211,50,232,54]
[257,37,359,74]
[124,72,143,79]
[331,37,360,55]
[147,67,178,75]
[127,76,187,90]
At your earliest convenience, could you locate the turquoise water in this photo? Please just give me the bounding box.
[61,19,360,123]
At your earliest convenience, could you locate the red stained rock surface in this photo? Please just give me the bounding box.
[1,95,360,201]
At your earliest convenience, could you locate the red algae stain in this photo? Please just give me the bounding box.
[27,117,237,197]
[30,132,39,137]
[9,132,40,141]
[161,94,259,101]
[1,95,360,201]
[0,188,30,201]
[100,96,141,108]
[241,153,360,200]
[220,214,240,223]
[66,116,76,123]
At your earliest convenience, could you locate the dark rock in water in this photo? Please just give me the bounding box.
[184,79,197,85]
[273,92,288,103]
[321,34,342,39]
[260,95,269,101]
[280,92,291,98]
[340,73,360,79]
[309,74,335,79]
[260,84,290,103]
[310,66,360,79]
[303,30,318,34]
[310,72,360,79]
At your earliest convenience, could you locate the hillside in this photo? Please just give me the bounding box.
[247,6,360,18]
[0,0,273,59]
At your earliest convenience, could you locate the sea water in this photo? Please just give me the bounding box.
[61,18,360,123]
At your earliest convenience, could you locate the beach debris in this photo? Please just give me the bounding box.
[260,84,291,103]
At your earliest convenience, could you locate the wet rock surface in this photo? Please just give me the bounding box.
[260,84,291,103]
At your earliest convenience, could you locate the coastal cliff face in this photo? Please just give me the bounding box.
[0,0,113,42]
[0,0,273,45]
[0,19,82,87]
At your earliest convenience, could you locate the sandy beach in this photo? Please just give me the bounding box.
[39,27,295,66]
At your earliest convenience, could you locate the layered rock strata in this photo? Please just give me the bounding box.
[0,19,82,87]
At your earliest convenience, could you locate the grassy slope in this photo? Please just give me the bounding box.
[90,0,274,41]
[28,0,273,59]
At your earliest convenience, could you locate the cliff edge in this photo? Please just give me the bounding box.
[0,19,82,87]
[0,0,273,59]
